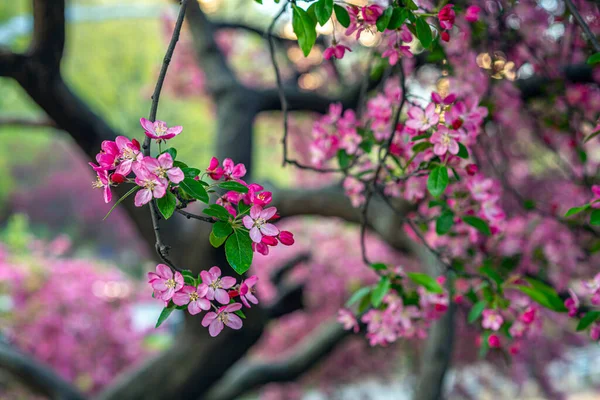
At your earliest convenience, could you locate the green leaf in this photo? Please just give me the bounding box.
[412,141,433,154]
[238,201,251,216]
[182,167,200,179]
[346,286,371,307]
[370,262,387,271]
[155,306,175,328]
[564,204,589,217]
[292,4,317,57]
[376,6,394,32]
[590,209,600,226]
[587,52,600,65]
[415,17,433,48]
[405,0,418,11]
[334,4,350,28]
[388,7,405,30]
[203,204,233,221]
[371,276,391,307]
[337,149,351,169]
[209,231,227,248]
[234,309,246,319]
[435,210,454,235]
[577,311,600,331]
[156,191,177,219]
[213,221,233,238]
[427,166,449,198]
[314,0,333,26]
[218,181,249,193]
[225,230,254,275]
[462,216,491,236]
[173,160,189,169]
[179,177,209,203]
[516,285,567,312]
[468,300,487,323]
[479,265,503,286]
[407,272,443,293]
[162,147,177,160]
[103,186,140,220]
[457,142,469,159]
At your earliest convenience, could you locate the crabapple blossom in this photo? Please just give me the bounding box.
[438,4,456,30]
[323,44,351,60]
[243,206,279,243]
[239,275,259,308]
[114,136,142,175]
[132,163,167,207]
[140,117,182,142]
[222,158,246,181]
[147,264,184,302]
[430,125,460,156]
[482,309,504,331]
[406,103,439,131]
[139,153,184,184]
[201,266,237,305]
[173,284,211,315]
[206,157,224,180]
[91,168,113,203]
[465,5,481,22]
[202,303,244,337]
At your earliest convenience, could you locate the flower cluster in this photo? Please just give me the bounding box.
[148,264,258,337]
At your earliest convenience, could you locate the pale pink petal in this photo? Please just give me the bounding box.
[208,266,221,278]
[152,280,167,291]
[200,271,213,285]
[245,292,258,305]
[260,207,277,220]
[242,216,254,229]
[245,276,258,287]
[173,292,190,306]
[152,184,167,199]
[188,301,202,315]
[433,143,447,156]
[225,314,243,330]
[197,283,209,297]
[156,264,173,279]
[208,319,224,337]
[249,227,262,243]
[166,126,183,135]
[167,168,184,183]
[134,189,152,206]
[158,153,174,168]
[202,312,217,327]
[448,140,459,155]
[140,118,155,133]
[250,205,261,220]
[220,277,236,289]
[260,223,279,236]
[215,288,230,305]
[225,303,242,312]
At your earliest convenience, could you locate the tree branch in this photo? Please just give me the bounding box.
[0,344,84,400]
[0,116,57,129]
[204,321,350,400]
[564,0,600,53]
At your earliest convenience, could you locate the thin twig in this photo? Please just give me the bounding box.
[175,208,215,223]
[564,0,600,53]
[142,0,188,273]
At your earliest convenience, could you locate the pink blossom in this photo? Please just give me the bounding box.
[173,284,211,315]
[200,266,237,305]
[140,118,183,142]
[406,104,439,131]
[431,92,457,105]
[399,25,413,43]
[133,163,168,207]
[481,309,503,331]
[206,157,224,180]
[487,333,501,348]
[243,206,279,243]
[564,289,580,317]
[465,5,481,22]
[430,126,460,156]
[323,44,352,60]
[202,303,243,337]
[278,231,295,246]
[147,264,183,301]
[140,153,184,184]
[243,183,272,207]
[382,41,413,66]
[239,275,259,308]
[438,4,456,30]
[345,5,383,39]
[343,177,366,207]
[114,136,141,175]
[95,140,120,169]
[338,309,359,333]
[222,158,246,181]
[91,168,113,203]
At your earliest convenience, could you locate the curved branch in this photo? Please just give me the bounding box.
[0,344,84,400]
[204,321,350,400]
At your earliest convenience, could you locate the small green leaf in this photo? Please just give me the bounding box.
[337,149,351,169]
[179,177,209,203]
[334,4,350,28]
[565,204,589,217]
[225,230,254,275]
[182,167,200,179]
[590,209,600,226]
[173,160,189,169]
[468,300,487,323]
[370,263,388,271]
[587,52,600,65]
[157,191,177,219]
[155,306,175,328]
[209,231,227,248]
[371,276,391,307]
[162,147,177,160]
[218,181,249,193]
[203,204,233,221]
[462,216,491,236]
[213,221,233,238]
[238,201,251,215]
[457,143,469,159]
[479,265,503,286]
[103,186,140,220]
[388,7,405,30]
[234,309,246,319]
[427,166,449,198]
[376,6,394,32]
[314,0,333,26]
[405,0,418,11]
[346,286,371,307]
[412,141,433,154]
[292,4,317,57]
[516,285,567,312]
[415,17,433,48]
[435,210,454,235]
[407,272,443,293]
[577,311,600,331]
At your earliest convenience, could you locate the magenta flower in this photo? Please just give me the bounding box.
[382,36,413,66]
[91,168,113,203]
[481,309,503,331]
[201,303,243,337]
[206,157,224,180]
[406,104,439,131]
[140,153,184,184]
[438,4,456,30]
[431,92,457,106]
[173,284,211,315]
[239,276,259,308]
[200,266,237,305]
[243,206,279,243]
[96,140,120,169]
[465,5,481,22]
[147,264,183,301]
[222,158,246,181]
[323,44,352,60]
[133,163,168,207]
[564,289,579,317]
[114,136,142,176]
[430,126,460,156]
[278,230,294,246]
[140,118,183,142]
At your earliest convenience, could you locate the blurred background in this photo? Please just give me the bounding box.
[0,0,599,399]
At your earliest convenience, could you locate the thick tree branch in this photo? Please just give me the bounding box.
[29,0,65,76]
[0,344,84,400]
[204,321,350,400]
[0,116,57,129]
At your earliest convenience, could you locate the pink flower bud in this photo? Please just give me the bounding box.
[488,334,501,348]
[465,5,481,22]
[441,31,450,42]
[466,164,479,176]
[111,173,125,184]
[278,231,295,246]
